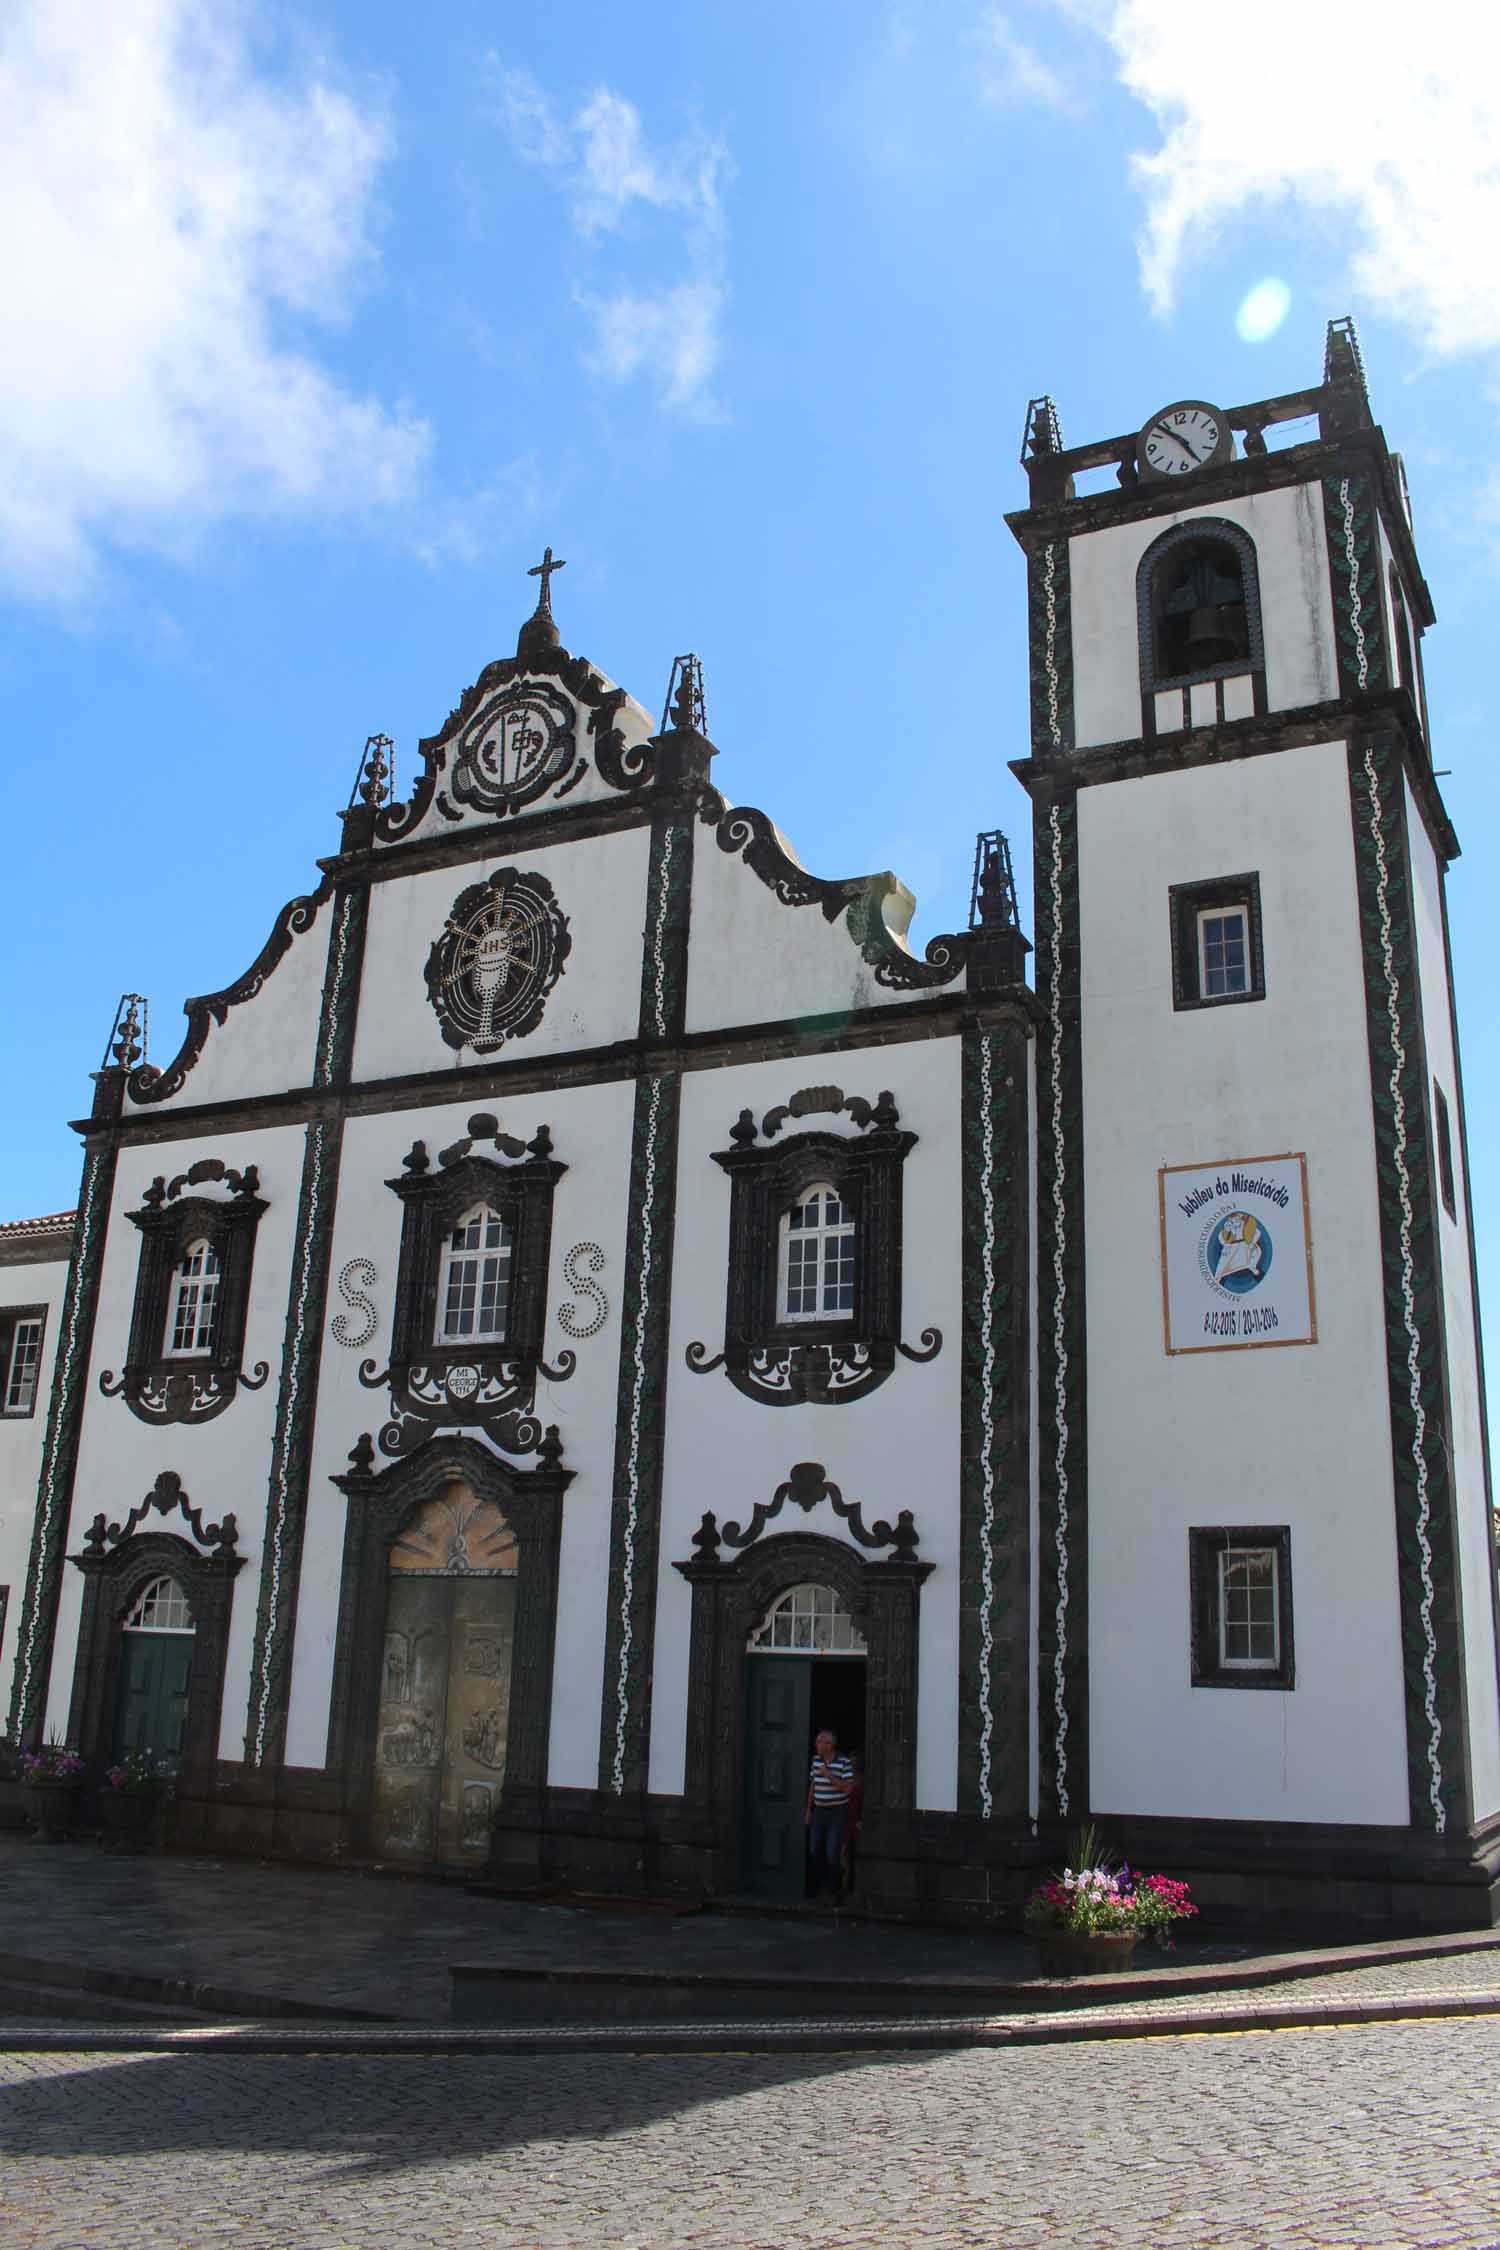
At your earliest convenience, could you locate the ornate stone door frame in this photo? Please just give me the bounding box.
[673,1529,932,1896]
[328,1434,572,1854]
[67,1530,244,1789]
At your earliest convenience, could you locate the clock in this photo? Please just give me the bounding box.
[1137,400,1231,480]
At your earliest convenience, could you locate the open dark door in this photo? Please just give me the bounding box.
[742,1656,811,1896]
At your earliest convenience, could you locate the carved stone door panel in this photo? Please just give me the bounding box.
[372,1486,518,1867]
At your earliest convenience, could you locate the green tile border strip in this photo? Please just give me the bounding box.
[1034,789,1087,1821]
[1347,731,1464,1831]
[958,1023,1031,1817]
[599,1069,682,1796]
[7,1140,116,1742]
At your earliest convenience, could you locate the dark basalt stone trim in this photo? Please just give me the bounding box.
[597,1071,682,1799]
[0,1225,73,1270]
[1010,688,1457,868]
[1347,729,1468,1833]
[100,1181,268,1429]
[1026,535,1074,755]
[1007,424,1434,632]
[242,1113,344,1772]
[7,1133,117,1743]
[325,793,660,888]
[672,1531,932,1898]
[1032,787,1087,1824]
[369,1141,566,1458]
[957,1023,1031,1818]
[126,878,337,1108]
[327,1435,572,1861]
[78,992,1047,1152]
[66,1530,244,1793]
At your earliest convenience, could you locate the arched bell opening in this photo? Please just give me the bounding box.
[1136,517,1266,738]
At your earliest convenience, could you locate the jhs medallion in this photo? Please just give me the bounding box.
[424,867,571,1054]
[450,682,577,816]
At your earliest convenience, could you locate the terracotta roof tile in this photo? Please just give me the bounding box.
[0,1211,75,1236]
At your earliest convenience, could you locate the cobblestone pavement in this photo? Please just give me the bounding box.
[3,2017,1500,2247]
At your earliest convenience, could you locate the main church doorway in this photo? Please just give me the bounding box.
[742,1582,867,1898]
[372,1484,519,1867]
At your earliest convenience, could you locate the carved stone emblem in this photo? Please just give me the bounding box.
[425,867,571,1054]
[450,682,579,816]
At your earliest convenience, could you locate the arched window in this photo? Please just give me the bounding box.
[124,1575,194,1631]
[778,1185,855,1323]
[1137,519,1264,737]
[436,1205,512,1344]
[747,1582,867,1655]
[165,1240,221,1358]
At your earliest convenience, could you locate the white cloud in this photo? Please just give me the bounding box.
[500,71,731,416]
[974,7,1076,113]
[0,0,428,604]
[411,456,549,572]
[1072,0,1500,358]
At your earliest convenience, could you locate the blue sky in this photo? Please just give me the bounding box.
[3,0,1498,1347]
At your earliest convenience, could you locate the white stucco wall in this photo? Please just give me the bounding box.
[0,1251,69,1724]
[351,828,650,1087]
[42,1122,309,1755]
[1402,779,1500,1820]
[1069,482,1339,751]
[647,1039,965,1809]
[686,821,937,1035]
[1077,736,1411,1825]
[124,888,336,1116]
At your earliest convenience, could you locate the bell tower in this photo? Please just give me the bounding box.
[1007,319,1500,1925]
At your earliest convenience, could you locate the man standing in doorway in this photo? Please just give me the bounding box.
[805,1729,853,1900]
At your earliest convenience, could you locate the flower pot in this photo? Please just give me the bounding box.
[1034,1929,1139,1978]
[24,1780,80,1844]
[98,1790,158,1847]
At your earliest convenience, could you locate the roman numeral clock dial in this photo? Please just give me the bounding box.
[1137,400,1232,480]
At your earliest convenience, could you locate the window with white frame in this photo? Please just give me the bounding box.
[124,1575,195,1631]
[1170,874,1265,1011]
[747,1582,867,1655]
[165,1241,221,1357]
[1197,905,1250,999]
[1,1313,44,1417]
[1218,1546,1278,1667]
[1190,1525,1293,1688]
[437,1205,513,1344]
[779,1186,855,1323]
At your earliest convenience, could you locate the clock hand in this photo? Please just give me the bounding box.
[1151,422,1199,461]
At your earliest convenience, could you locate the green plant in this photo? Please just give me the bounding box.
[105,1749,172,1796]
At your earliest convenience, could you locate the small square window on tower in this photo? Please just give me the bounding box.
[1190,1526,1294,1689]
[1169,873,1265,1011]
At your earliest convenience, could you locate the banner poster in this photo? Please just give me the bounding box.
[1158,1152,1317,1356]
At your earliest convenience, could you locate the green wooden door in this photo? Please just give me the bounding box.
[742,1657,810,1897]
[113,1633,193,1766]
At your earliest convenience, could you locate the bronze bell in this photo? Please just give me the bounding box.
[1184,605,1235,665]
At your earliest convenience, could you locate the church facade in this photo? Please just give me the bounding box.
[4,322,1498,1930]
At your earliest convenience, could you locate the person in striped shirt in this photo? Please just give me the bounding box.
[805,1729,853,1899]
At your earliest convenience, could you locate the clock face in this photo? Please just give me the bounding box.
[1139,401,1229,479]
